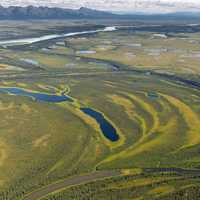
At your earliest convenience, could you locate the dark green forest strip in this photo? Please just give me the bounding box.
[22,170,120,200]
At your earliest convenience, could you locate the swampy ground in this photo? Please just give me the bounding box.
[0,20,199,200]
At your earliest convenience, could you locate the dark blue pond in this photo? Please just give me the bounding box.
[147,92,159,99]
[0,87,73,103]
[80,108,119,142]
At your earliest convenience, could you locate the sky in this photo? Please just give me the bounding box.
[1,0,200,14]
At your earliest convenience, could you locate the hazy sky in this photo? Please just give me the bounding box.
[1,0,200,13]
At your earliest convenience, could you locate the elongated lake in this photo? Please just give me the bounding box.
[0,87,73,103]
[80,108,119,142]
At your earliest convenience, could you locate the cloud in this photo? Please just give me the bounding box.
[1,0,200,13]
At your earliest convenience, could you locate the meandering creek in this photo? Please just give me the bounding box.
[0,87,119,142]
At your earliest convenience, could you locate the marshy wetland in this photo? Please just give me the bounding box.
[0,20,199,200]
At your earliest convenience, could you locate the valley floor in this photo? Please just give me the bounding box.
[0,20,199,200]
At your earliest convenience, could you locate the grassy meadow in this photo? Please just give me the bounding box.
[0,20,199,199]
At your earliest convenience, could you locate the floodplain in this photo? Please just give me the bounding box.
[0,20,199,200]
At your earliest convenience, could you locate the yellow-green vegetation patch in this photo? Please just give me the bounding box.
[0,101,14,111]
[47,159,65,175]
[121,168,143,176]
[107,93,146,138]
[99,115,178,167]
[33,134,51,148]
[0,63,25,71]
[110,176,180,189]
[162,94,200,150]
[20,103,31,113]
[16,83,27,87]
[148,185,175,196]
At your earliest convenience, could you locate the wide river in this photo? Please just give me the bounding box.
[0,26,116,46]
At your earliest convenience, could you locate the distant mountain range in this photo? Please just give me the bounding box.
[0,5,200,20]
[0,6,117,19]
